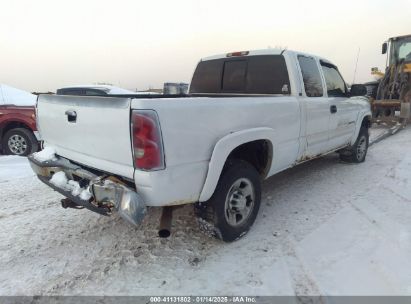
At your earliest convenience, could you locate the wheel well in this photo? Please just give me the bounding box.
[226,140,272,178]
[0,122,32,140]
[362,115,372,128]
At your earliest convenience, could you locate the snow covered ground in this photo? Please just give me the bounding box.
[1,127,411,296]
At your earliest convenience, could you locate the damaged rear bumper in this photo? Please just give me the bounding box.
[28,155,146,226]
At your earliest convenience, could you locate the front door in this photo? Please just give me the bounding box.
[320,61,358,149]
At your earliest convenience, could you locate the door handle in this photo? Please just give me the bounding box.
[330,105,337,114]
[65,110,77,122]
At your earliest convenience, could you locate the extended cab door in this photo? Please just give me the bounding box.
[297,55,331,158]
[320,61,358,149]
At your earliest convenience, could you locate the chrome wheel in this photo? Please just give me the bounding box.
[224,178,255,227]
[356,135,367,160]
[8,134,28,155]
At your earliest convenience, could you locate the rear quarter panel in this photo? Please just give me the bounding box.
[131,96,301,206]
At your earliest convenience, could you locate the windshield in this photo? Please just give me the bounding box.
[390,37,411,64]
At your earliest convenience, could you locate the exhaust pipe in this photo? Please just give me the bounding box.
[158,206,173,238]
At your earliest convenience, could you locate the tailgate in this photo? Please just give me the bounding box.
[37,94,134,179]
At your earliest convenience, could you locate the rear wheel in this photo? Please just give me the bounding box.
[195,159,261,242]
[339,127,369,163]
[2,128,39,156]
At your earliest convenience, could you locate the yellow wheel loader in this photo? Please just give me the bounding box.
[367,34,411,125]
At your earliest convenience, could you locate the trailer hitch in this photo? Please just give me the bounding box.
[61,198,84,210]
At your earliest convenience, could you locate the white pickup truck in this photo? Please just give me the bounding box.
[29,49,371,242]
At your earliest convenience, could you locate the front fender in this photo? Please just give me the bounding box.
[198,127,276,202]
[351,106,372,145]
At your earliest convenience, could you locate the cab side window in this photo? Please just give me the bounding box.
[320,62,347,97]
[298,56,323,97]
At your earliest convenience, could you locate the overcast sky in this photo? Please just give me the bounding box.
[0,0,410,92]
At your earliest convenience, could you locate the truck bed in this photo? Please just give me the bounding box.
[37,93,301,206]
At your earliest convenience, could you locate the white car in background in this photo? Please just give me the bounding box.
[56,84,159,96]
[0,84,37,106]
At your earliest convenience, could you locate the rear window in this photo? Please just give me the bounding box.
[222,60,247,92]
[189,55,290,94]
[56,89,85,95]
[57,88,108,96]
[190,60,223,93]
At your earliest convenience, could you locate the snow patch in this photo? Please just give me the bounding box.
[80,188,92,201]
[49,171,68,188]
[32,147,57,162]
[2,126,411,296]
[0,84,36,106]
[0,156,34,182]
[69,180,82,196]
[50,171,92,200]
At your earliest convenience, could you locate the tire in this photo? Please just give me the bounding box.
[2,128,39,156]
[339,127,369,163]
[195,159,262,242]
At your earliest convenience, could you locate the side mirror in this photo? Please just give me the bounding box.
[350,84,367,97]
[382,42,387,54]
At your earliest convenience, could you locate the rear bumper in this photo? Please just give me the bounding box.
[28,155,146,226]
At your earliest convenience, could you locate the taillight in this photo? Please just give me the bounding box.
[131,110,165,170]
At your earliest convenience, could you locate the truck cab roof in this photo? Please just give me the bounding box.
[200,48,335,66]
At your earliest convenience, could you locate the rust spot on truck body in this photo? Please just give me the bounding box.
[164,199,196,206]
